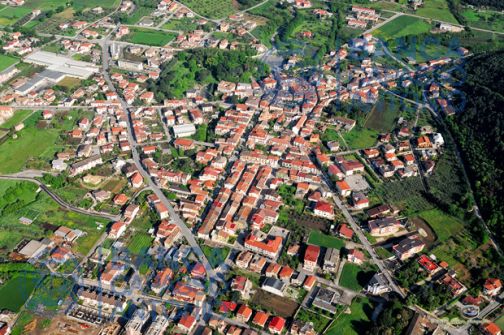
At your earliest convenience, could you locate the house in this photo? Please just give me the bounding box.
[252,311,269,328]
[313,201,335,220]
[393,235,425,261]
[483,278,502,297]
[304,245,320,272]
[262,277,286,296]
[178,313,196,333]
[366,273,390,295]
[347,249,365,265]
[335,180,351,197]
[130,171,143,188]
[244,232,283,259]
[481,323,502,335]
[368,217,402,237]
[151,267,173,294]
[268,316,286,334]
[338,224,354,239]
[323,248,340,273]
[108,221,127,239]
[236,304,253,323]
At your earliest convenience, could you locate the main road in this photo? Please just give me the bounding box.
[100,35,222,297]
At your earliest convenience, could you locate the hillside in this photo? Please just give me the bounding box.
[450,50,504,245]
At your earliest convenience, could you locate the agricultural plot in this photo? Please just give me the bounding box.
[0,6,31,26]
[341,127,379,150]
[178,0,236,19]
[325,297,373,335]
[374,15,432,40]
[25,276,73,312]
[251,289,299,318]
[413,0,458,24]
[162,17,201,32]
[127,233,154,255]
[0,109,32,129]
[0,274,41,312]
[122,28,177,47]
[364,97,402,133]
[307,231,345,250]
[462,9,504,33]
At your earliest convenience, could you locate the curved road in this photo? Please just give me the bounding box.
[0,175,120,221]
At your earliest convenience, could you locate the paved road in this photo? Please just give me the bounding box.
[100,36,222,297]
[0,175,120,221]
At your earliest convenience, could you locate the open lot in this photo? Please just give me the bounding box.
[364,96,402,133]
[342,127,379,149]
[0,274,42,312]
[202,245,230,268]
[374,15,432,40]
[325,297,373,335]
[127,233,153,255]
[251,289,299,318]
[122,28,177,47]
[307,231,345,250]
[338,262,377,292]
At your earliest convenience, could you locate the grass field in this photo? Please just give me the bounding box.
[307,231,345,250]
[295,308,331,334]
[0,54,18,72]
[462,9,504,33]
[25,276,72,311]
[73,0,120,10]
[0,110,32,129]
[56,77,81,90]
[495,314,504,330]
[417,209,464,242]
[127,233,153,255]
[0,274,41,312]
[162,17,200,31]
[325,297,373,335]
[364,97,401,133]
[342,127,379,149]
[179,0,235,19]
[0,114,60,174]
[375,15,432,40]
[0,6,31,26]
[122,28,177,46]
[414,0,458,24]
[202,245,230,268]
[338,263,377,292]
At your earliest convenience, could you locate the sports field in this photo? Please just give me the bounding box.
[122,28,177,46]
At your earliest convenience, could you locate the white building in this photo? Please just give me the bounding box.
[172,123,196,138]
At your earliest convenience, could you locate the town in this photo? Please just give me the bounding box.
[0,0,502,335]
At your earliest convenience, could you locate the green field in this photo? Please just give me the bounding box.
[123,28,177,46]
[495,314,504,330]
[162,17,200,31]
[202,245,230,268]
[23,0,119,10]
[325,297,373,335]
[25,276,72,312]
[338,263,376,292]
[462,9,504,33]
[342,127,379,149]
[414,0,458,24]
[417,209,464,242]
[178,0,235,19]
[127,233,153,255]
[0,6,31,26]
[375,15,432,40]
[0,54,19,72]
[0,274,41,312]
[73,0,120,10]
[364,97,402,133]
[295,308,331,334]
[0,180,107,256]
[307,231,345,250]
[0,114,60,174]
[0,110,32,129]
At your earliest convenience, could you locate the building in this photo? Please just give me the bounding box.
[312,287,340,314]
[366,273,390,295]
[261,277,286,296]
[145,315,169,335]
[118,59,144,71]
[125,309,150,335]
[24,51,99,79]
[304,245,320,272]
[483,278,502,297]
[172,123,197,138]
[393,235,425,261]
[70,155,103,176]
[323,248,340,273]
[244,232,283,259]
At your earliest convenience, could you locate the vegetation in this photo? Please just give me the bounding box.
[127,233,153,255]
[366,298,414,335]
[375,16,432,40]
[122,28,177,46]
[178,0,236,19]
[307,231,345,250]
[147,48,268,100]
[0,273,41,312]
[339,262,377,292]
[461,0,504,10]
[201,245,230,268]
[295,308,331,334]
[0,54,18,71]
[450,50,504,246]
[409,283,454,310]
[418,209,464,242]
[325,297,373,335]
[395,260,425,289]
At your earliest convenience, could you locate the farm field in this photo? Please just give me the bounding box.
[73,0,120,10]
[0,54,18,72]
[374,15,432,40]
[364,97,403,133]
[394,42,460,63]
[56,77,81,90]
[178,0,236,19]
[0,6,31,26]
[162,17,200,32]
[413,0,458,24]
[122,6,153,24]
[325,297,373,335]
[307,231,345,250]
[0,274,41,312]
[25,276,72,312]
[417,209,464,242]
[338,263,378,292]
[122,28,177,47]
